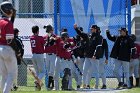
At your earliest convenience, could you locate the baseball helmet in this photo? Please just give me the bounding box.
[61,27,68,32]
[77,27,83,31]
[0,1,14,17]
[130,34,136,42]
[61,32,69,38]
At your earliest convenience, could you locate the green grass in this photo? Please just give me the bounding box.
[12,91,77,93]
[120,88,140,93]
[2,68,139,93]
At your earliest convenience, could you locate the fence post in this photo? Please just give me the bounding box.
[17,61,27,86]
[54,0,58,35]
[127,0,131,34]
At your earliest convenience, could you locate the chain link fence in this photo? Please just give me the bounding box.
[0,0,131,92]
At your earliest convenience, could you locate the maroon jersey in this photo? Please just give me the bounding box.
[56,37,75,60]
[44,34,57,54]
[0,18,14,45]
[133,43,140,59]
[30,35,45,54]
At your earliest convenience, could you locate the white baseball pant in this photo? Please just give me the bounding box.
[113,59,130,87]
[83,58,99,87]
[0,45,17,93]
[72,58,85,86]
[32,54,46,80]
[130,59,140,78]
[54,56,73,90]
[46,53,56,76]
[99,58,106,85]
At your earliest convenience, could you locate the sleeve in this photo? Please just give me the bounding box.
[15,38,24,57]
[74,27,88,40]
[94,36,103,57]
[106,31,117,42]
[103,39,109,60]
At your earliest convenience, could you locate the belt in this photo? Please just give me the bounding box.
[47,53,55,55]
[61,58,71,61]
[33,53,43,54]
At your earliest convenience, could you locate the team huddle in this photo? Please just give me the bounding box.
[29,23,140,91]
[0,1,140,93]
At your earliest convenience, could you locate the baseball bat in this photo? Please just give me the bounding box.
[74,62,83,76]
[71,55,83,76]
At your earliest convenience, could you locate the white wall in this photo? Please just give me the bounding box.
[14,18,53,58]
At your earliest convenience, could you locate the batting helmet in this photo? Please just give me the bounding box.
[61,32,69,38]
[77,27,83,31]
[61,27,68,32]
[0,1,14,17]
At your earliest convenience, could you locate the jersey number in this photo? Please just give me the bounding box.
[31,40,36,47]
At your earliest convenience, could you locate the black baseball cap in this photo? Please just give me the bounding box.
[90,24,98,29]
[14,28,19,33]
[119,27,128,32]
[44,25,53,33]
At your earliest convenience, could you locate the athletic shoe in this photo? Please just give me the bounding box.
[86,85,90,89]
[116,82,123,89]
[83,84,87,89]
[11,86,18,91]
[101,85,106,89]
[77,85,80,90]
[34,81,41,91]
[95,85,98,89]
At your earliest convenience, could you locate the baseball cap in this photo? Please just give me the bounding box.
[14,28,19,33]
[119,27,128,32]
[90,24,98,29]
[44,25,53,33]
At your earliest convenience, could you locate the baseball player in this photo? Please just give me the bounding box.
[43,25,57,90]
[106,28,135,89]
[0,1,18,93]
[97,27,108,89]
[72,27,85,89]
[30,26,46,91]
[74,24,103,89]
[129,34,140,87]
[54,32,75,90]
[11,28,24,91]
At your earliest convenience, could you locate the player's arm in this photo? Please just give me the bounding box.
[10,9,16,24]
[106,29,117,42]
[49,36,56,46]
[74,24,88,40]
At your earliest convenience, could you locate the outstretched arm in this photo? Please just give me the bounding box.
[106,30,117,42]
